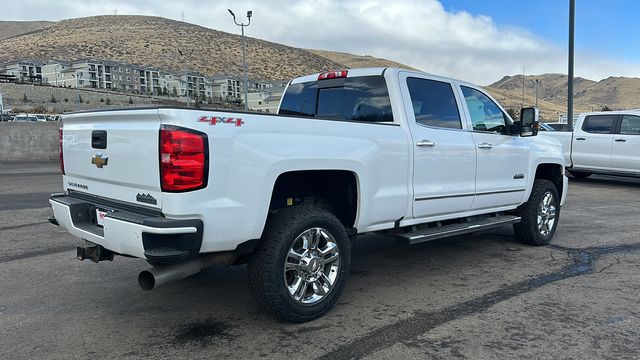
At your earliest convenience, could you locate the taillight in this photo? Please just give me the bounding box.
[59,128,65,175]
[159,125,208,192]
[318,70,348,80]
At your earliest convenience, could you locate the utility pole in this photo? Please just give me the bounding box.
[530,79,542,107]
[228,9,252,111]
[178,49,194,107]
[567,0,575,128]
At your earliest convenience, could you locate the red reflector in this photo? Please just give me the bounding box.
[160,125,208,192]
[318,70,348,80]
[59,128,65,175]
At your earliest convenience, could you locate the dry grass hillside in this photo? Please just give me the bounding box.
[308,49,418,71]
[0,21,53,40]
[487,74,640,121]
[0,16,350,81]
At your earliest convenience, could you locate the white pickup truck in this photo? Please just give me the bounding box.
[541,110,640,178]
[50,67,568,322]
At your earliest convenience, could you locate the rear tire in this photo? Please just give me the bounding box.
[513,179,560,246]
[569,170,591,179]
[248,205,351,323]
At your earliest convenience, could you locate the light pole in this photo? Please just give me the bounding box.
[529,79,542,107]
[178,49,194,107]
[228,9,252,111]
[567,0,575,128]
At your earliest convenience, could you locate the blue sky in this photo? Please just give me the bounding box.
[2,0,639,84]
[441,0,640,63]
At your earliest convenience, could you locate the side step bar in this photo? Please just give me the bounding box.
[396,215,521,245]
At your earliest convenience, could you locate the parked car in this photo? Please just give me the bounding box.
[539,122,556,131]
[50,67,567,322]
[12,114,38,122]
[0,113,13,121]
[540,110,640,177]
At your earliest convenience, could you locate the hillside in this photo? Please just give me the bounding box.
[0,20,53,40]
[307,49,418,71]
[0,15,410,81]
[487,74,640,120]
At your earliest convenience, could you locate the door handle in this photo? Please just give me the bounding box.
[615,139,627,142]
[478,143,493,149]
[416,140,435,147]
[575,137,586,141]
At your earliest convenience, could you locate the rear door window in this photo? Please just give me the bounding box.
[583,115,616,134]
[406,77,461,129]
[279,75,393,123]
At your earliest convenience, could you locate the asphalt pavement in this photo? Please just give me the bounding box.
[1,162,639,359]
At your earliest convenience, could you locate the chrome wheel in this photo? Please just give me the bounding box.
[284,227,341,305]
[537,191,557,237]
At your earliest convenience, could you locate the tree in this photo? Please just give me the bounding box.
[50,95,57,103]
[64,98,69,103]
[22,93,28,103]
[128,96,134,104]
[162,87,168,96]
[106,98,111,105]
[172,87,178,97]
[78,95,83,103]
[601,105,612,111]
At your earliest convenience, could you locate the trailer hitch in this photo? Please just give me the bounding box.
[77,245,114,263]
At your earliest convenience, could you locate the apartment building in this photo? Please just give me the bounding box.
[247,86,286,113]
[162,71,211,99]
[210,75,243,102]
[1,60,43,83]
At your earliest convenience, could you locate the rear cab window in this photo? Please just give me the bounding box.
[279,75,394,123]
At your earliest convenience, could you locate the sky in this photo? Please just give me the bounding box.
[1,0,639,85]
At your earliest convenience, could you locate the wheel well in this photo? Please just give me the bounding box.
[269,170,358,228]
[535,164,564,198]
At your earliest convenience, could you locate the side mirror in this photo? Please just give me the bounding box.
[519,107,539,137]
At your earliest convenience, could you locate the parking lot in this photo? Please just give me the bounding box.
[1,161,639,359]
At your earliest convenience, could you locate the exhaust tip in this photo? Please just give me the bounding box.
[138,270,156,291]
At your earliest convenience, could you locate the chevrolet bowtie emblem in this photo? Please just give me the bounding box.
[91,154,109,168]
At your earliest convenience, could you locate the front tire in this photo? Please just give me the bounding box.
[248,206,351,323]
[513,179,560,246]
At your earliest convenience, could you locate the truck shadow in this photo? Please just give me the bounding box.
[569,174,640,188]
[112,228,552,348]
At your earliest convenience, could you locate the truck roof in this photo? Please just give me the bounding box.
[290,67,480,89]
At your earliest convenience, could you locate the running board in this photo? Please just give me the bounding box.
[396,215,521,245]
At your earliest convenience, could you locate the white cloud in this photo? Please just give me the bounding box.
[2,0,639,84]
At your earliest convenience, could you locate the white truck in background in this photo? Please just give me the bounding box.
[541,110,640,178]
[50,67,568,322]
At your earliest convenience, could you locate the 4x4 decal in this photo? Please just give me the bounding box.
[198,115,245,127]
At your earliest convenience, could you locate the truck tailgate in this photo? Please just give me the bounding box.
[61,109,162,208]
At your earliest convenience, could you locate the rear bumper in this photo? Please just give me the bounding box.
[49,193,203,264]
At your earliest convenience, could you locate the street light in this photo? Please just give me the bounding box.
[529,79,542,107]
[228,9,252,111]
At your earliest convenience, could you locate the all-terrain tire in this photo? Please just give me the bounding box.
[248,205,351,323]
[513,179,560,246]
